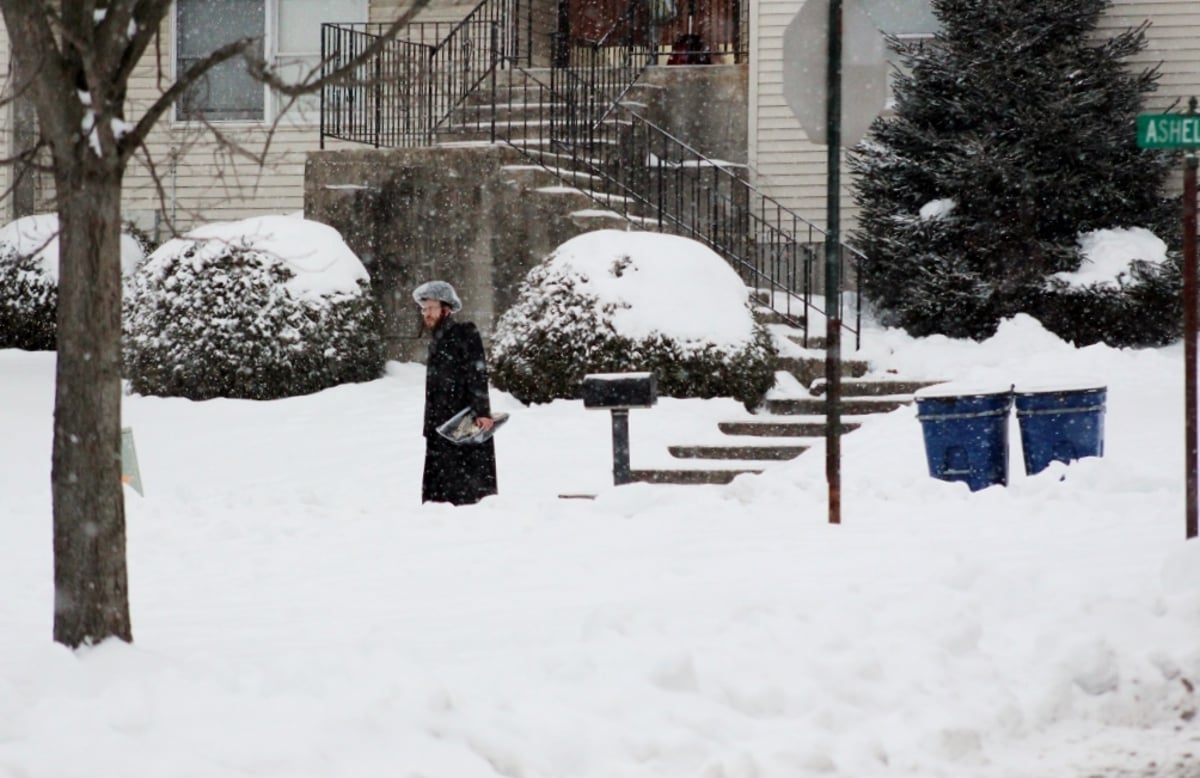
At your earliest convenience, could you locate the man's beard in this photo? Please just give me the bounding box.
[424,310,450,334]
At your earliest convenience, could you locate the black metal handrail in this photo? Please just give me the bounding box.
[317,13,860,346]
[500,80,862,346]
[320,24,435,148]
[320,0,541,149]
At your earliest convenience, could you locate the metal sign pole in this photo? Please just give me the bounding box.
[1136,101,1200,539]
[824,0,843,525]
[1185,96,1198,540]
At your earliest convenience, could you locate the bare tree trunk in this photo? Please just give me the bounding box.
[0,0,431,648]
[51,161,131,647]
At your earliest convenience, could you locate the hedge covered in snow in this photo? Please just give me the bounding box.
[0,214,144,351]
[123,215,383,400]
[491,230,776,407]
[1033,228,1182,348]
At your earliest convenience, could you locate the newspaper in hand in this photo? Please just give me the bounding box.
[436,406,509,445]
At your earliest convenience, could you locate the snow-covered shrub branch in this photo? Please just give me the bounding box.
[123,216,383,400]
[491,231,777,407]
[0,214,145,351]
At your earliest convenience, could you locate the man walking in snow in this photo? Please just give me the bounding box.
[414,280,498,505]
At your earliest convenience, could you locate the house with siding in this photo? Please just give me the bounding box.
[750,0,1200,223]
[1,0,1196,277]
[0,0,1190,234]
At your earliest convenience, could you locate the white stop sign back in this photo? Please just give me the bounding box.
[781,0,888,147]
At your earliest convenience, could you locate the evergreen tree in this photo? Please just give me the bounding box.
[850,0,1180,344]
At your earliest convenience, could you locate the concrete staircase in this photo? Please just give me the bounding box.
[627,308,944,486]
[438,66,653,222]
[433,67,944,488]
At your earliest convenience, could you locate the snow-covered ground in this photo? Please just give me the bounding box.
[2,310,1198,777]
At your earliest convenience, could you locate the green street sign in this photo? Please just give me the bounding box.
[1137,114,1200,149]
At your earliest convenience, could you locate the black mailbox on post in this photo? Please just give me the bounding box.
[582,372,657,486]
[582,372,657,410]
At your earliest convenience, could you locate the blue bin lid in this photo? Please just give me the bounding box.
[914,381,1013,400]
[1012,380,1106,396]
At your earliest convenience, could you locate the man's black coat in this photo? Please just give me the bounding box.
[422,317,498,505]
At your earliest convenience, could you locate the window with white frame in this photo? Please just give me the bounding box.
[273,0,368,122]
[176,0,367,123]
[176,0,266,121]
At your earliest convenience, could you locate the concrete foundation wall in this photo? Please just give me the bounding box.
[304,66,750,363]
[305,145,618,362]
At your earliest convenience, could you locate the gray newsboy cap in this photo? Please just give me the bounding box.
[412,280,462,313]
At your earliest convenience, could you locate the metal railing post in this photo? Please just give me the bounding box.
[320,25,327,149]
[373,46,383,148]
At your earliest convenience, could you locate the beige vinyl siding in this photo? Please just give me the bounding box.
[1097,0,1200,114]
[0,1,468,232]
[116,9,374,238]
[0,19,10,220]
[1100,0,1200,197]
[750,0,855,233]
[114,0,476,237]
[1,18,57,219]
[750,0,1200,235]
[373,0,477,25]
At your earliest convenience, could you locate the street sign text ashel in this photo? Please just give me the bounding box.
[1137,114,1200,149]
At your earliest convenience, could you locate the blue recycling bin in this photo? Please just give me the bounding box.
[915,389,1013,491]
[1014,386,1106,475]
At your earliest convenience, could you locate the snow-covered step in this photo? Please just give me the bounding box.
[668,443,810,461]
[775,354,870,387]
[629,467,762,485]
[568,209,632,230]
[502,163,604,187]
[809,377,945,397]
[764,397,911,416]
[717,419,862,437]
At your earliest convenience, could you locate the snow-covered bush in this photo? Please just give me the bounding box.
[491,230,777,407]
[1033,228,1181,348]
[0,214,144,350]
[123,215,383,400]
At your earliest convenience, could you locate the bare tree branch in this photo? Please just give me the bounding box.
[98,1,174,105]
[118,35,261,163]
[122,0,430,163]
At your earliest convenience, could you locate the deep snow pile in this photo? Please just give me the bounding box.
[2,313,1198,777]
[491,230,776,406]
[123,214,383,400]
[0,213,145,350]
[3,213,1200,776]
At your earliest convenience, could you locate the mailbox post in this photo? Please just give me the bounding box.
[582,372,658,486]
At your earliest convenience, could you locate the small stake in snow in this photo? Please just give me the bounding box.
[1140,97,1200,539]
[121,427,143,497]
